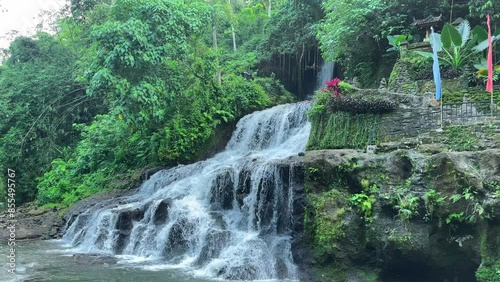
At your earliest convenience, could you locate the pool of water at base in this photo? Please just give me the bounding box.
[1,239,215,282]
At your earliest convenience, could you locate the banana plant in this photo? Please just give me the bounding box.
[415,20,500,70]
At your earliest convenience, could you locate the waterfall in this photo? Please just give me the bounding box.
[317,61,335,90]
[63,102,311,280]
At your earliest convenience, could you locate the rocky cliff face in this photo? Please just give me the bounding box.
[294,148,500,282]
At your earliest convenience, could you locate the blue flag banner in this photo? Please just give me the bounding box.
[431,27,442,101]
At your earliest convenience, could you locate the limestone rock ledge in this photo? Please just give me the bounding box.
[295,149,500,282]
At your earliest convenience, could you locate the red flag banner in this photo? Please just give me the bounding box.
[486,14,494,93]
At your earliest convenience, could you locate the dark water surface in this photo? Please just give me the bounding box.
[1,240,213,282]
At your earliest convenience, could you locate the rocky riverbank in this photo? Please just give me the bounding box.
[0,188,138,243]
[0,204,62,242]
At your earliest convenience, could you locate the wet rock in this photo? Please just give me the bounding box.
[140,166,168,181]
[116,208,144,231]
[163,218,195,261]
[0,203,62,242]
[154,199,172,225]
[299,149,500,282]
[236,170,252,208]
[275,258,288,279]
[256,176,275,232]
[115,208,144,254]
[218,264,258,280]
[210,170,235,210]
[194,229,230,266]
[209,211,228,229]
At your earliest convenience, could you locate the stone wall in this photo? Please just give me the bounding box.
[369,91,500,143]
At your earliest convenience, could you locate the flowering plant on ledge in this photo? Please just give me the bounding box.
[324,77,342,97]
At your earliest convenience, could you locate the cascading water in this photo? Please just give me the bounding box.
[63,102,311,280]
[317,61,335,89]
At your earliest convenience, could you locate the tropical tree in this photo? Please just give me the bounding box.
[0,34,103,203]
[35,0,275,207]
[317,0,448,85]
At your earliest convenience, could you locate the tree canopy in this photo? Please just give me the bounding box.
[0,0,497,207]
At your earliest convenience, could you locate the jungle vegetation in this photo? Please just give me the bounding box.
[0,0,498,207]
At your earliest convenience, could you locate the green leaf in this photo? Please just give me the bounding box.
[387,35,397,46]
[472,25,488,42]
[395,34,406,45]
[456,20,471,47]
[441,23,462,49]
[473,35,500,53]
[473,57,487,70]
[414,51,434,58]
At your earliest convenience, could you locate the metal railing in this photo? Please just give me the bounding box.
[368,100,499,144]
[442,100,499,119]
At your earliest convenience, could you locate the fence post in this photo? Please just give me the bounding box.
[440,100,443,129]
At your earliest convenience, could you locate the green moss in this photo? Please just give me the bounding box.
[445,126,478,151]
[359,269,379,282]
[311,265,348,282]
[475,216,500,281]
[307,189,346,251]
[388,230,414,249]
[442,87,500,104]
[402,82,416,90]
[388,69,398,87]
[476,261,500,282]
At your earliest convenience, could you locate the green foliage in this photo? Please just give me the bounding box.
[350,193,375,222]
[256,0,324,97]
[394,194,420,222]
[338,81,355,94]
[476,261,500,282]
[415,20,497,71]
[349,183,378,223]
[423,188,447,221]
[469,0,500,26]
[0,33,103,204]
[485,182,500,198]
[388,229,414,249]
[37,158,108,207]
[446,211,466,225]
[317,0,447,85]
[307,166,321,181]
[441,23,463,49]
[386,34,412,53]
[253,77,295,104]
[9,0,284,207]
[445,126,478,151]
[391,179,420,223]
[308,89,331,118]
[307,81,387,150]
[402,51,433,79]
[446,187,484,227]
[307,111,380,150]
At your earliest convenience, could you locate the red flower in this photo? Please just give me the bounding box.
[325,78,341,97]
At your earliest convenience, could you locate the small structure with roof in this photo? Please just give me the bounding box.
[412,14,443,42]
